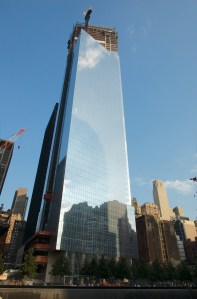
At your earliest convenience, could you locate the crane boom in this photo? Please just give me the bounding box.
[0,128,26,155]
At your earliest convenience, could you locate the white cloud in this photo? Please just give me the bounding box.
[127,19,151,54]
[133,177,194,195]
[64,179,71,185]
[63,179,71,194]
[163,180,193,194]
[132,177,147,186]
[73,105,78,115]
[191,165,197,173]
[132,177,154,186]
[131,44,137,53]
[190,152,197,172]
[140,26,149,38]
[127,24,135,38]
[127,24,137,53]
[78,35,105,71]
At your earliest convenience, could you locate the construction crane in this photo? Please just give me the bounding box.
[190,177,197,182]
[83,7,92,30]
[0,128,26,164]
[190,177,197,197]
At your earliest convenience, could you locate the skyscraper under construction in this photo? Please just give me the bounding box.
[25,17,138,278]
[0,139,14,195]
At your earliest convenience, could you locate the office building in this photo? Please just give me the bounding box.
[176,235,186,261]
[35,22,138,279]
[153,179,175,220]
[0,204,27,268]
[182,219,197,241]
[162,220,181,265]
[141,202,160,219]
[135,198,181,265]
[0,139,14,195]
[11,188,28,219]
[174,218,197,242]
[136,215,163,263]
[136,215,180,265]
[6,219,26,267]
[3,213,22,268]
[185,238,197,262]
[132,198,142,216]
[23,103,58,243]
[0,208,11,253]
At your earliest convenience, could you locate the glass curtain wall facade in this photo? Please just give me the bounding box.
[46,25,137,262]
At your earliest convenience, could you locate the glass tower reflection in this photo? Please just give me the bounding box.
[45,25,138,262]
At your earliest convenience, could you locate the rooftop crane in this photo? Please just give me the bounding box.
[0,128,26,164]
[190,177,197,197]
[83,7,92,30]
[190,177,197,182]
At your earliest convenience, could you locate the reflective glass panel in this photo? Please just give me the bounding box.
[51,30,137,258]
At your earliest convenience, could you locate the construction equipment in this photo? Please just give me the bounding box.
[0,129,26,164]
[0,129,26,154]
[83,7,92,30]
[0,129,26,195]
[190,177,197,197]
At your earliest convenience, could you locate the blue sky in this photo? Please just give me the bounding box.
[0,0,197,219]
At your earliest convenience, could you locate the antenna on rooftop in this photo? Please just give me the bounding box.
[83,7,92,30]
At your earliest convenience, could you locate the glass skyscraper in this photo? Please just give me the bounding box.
[43,24,138,274]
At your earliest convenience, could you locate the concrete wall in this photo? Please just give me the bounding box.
[0,287,197,299]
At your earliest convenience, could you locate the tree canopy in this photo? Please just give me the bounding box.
[0,252,4,275]
[80,257,194,285]
[50,254,71,278]
[80,257,131,280]
[21,249,37,278]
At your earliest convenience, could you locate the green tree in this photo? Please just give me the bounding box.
[98,256,109,279]
[132,260,149,280]
[108,257,118,279]
[80,259,91,275]
[192,262,197,281]
[149,260,164,283]
[89,258,99,277]
[163,262,176,281]
[50,254,71,280]
[0,252,4,275]
[176,262,191,282]
[117,258,131,279]
[21,249,37,278]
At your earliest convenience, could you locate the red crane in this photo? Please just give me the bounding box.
[0,128,26,159]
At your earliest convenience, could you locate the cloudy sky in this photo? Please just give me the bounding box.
[0,0,197,219]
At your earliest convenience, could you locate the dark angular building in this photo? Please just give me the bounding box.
[0,139,14,195]
[23,103,58,243]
